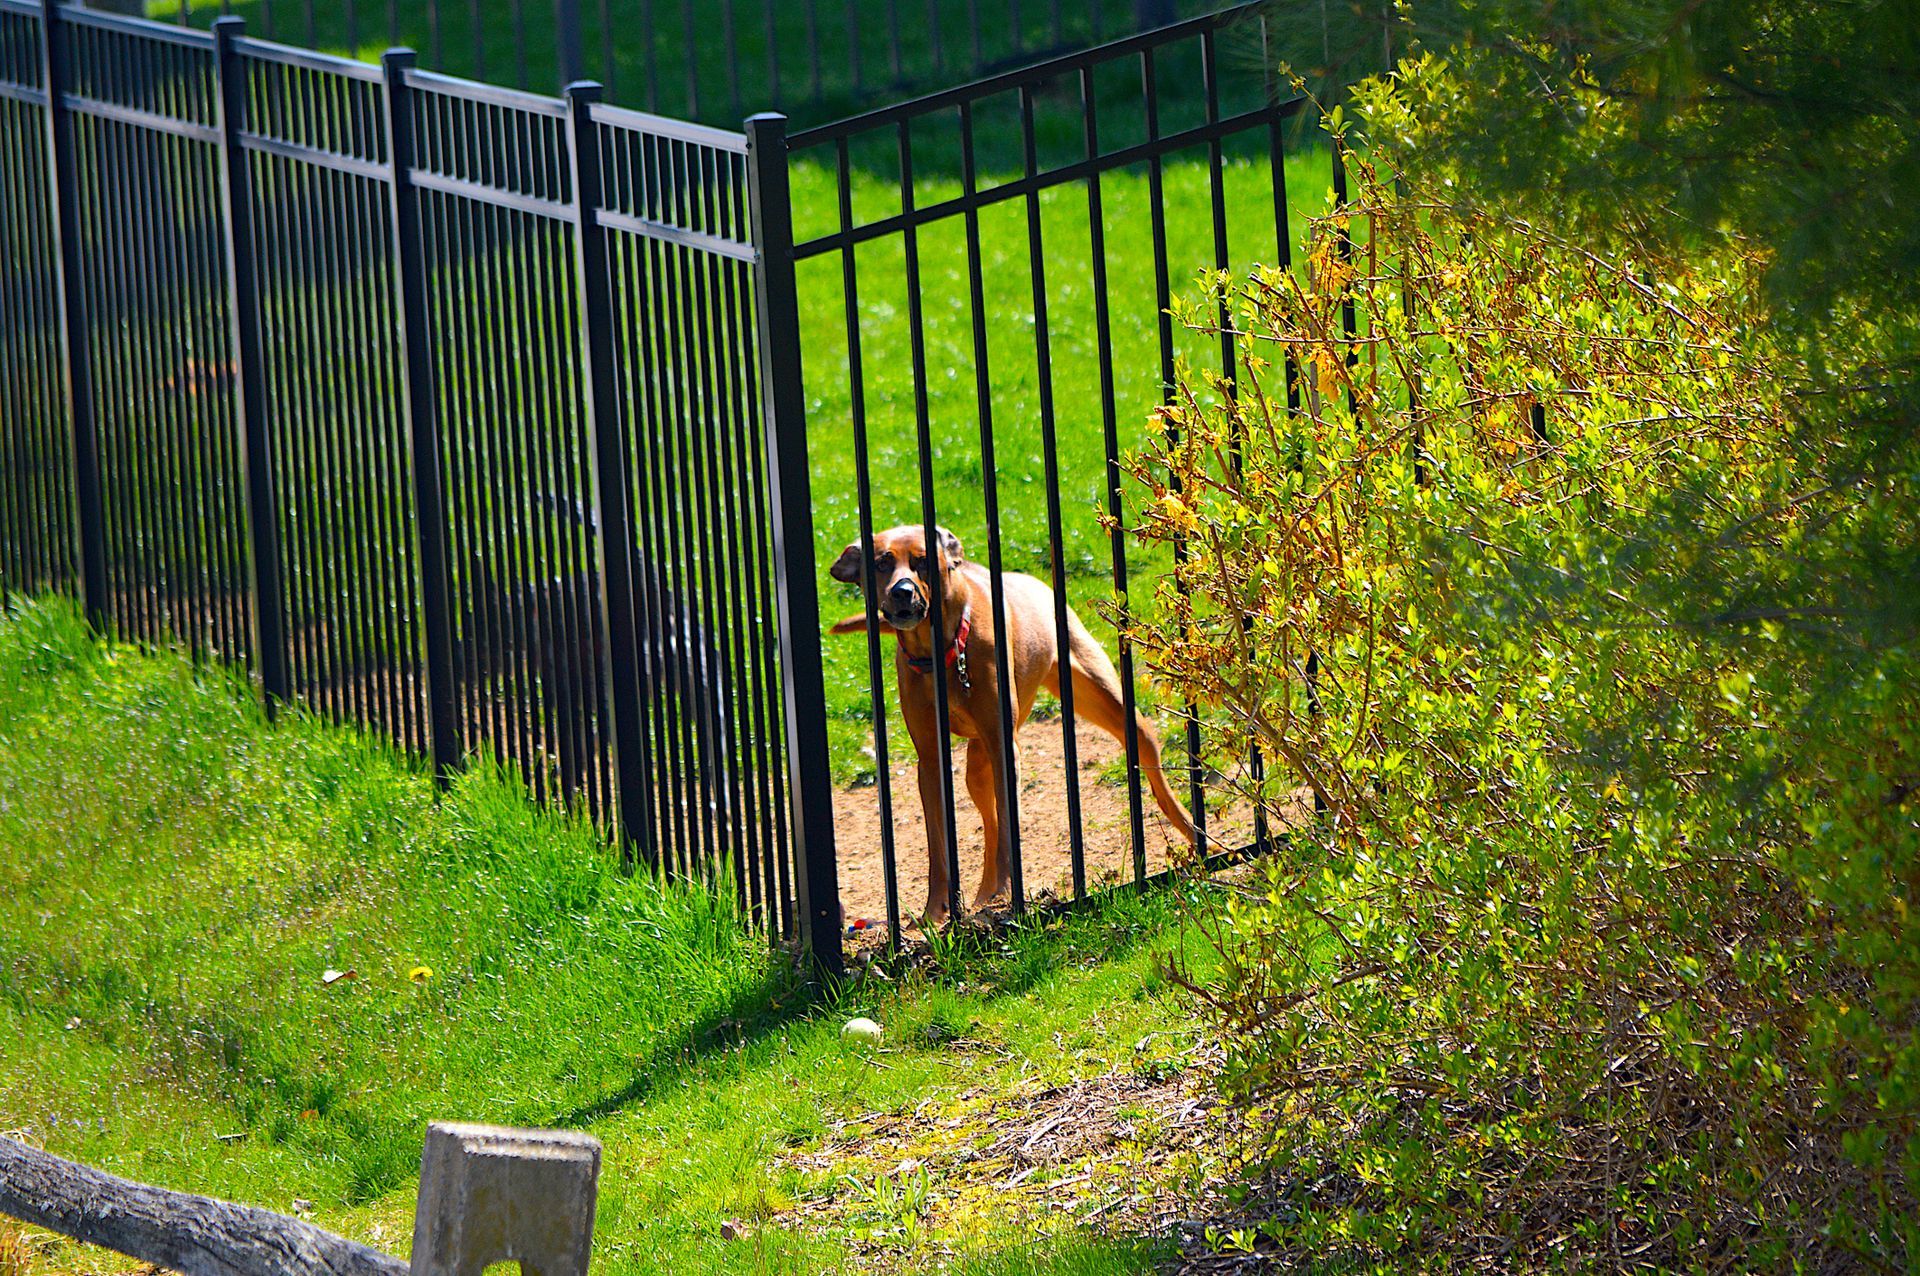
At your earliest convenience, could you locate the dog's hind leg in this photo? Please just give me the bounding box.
[1060,613,1198,846]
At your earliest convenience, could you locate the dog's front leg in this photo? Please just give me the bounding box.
[965,737,1020,908]
[901,676,953,928]
[916,756,952,927]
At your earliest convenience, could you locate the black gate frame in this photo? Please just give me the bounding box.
[781,2,1304,957]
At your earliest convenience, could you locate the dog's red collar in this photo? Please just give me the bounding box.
[904,605,972,690]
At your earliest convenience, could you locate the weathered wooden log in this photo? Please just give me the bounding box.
[0,1136,407,1276]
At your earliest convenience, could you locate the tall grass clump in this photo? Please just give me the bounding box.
[0,597,789,1206]
[1128,69,1918,1271]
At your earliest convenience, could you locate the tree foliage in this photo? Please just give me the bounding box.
[1135,51,1918,1265]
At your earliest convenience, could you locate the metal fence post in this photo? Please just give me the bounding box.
[564,80,655,869]
[211,17,292,711]
[381,48,462,782]
[38,0,109,632]
[744,113,841,977]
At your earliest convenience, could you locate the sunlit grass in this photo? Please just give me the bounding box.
[0,595,1215,1273]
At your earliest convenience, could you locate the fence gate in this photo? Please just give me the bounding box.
[0,0,841,972]
[786,2,1306,956]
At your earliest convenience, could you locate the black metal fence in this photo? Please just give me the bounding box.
[787,3,1305,944]
[0,0,839,961]
[3,0,1317,972]
[145,0,1217,129]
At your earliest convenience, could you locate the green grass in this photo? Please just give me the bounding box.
[0,597,1221,1274]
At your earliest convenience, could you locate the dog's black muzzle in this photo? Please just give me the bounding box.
[883,581,927,629]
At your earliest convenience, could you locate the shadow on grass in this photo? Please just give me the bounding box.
[543,874,1213,1127]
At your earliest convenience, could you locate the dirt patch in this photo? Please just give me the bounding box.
[831,714,1302,930]
[769,1062,1232,1251]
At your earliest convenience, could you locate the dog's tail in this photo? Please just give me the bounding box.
[1063,607,1200,847]
[827,612,871,635]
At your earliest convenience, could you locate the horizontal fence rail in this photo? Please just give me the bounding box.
[0,0,836,970]
[783,2,1310,956]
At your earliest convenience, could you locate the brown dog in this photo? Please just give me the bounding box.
[829,524,1197,925]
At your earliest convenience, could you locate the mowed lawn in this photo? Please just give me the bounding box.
[0,599,1223,1275]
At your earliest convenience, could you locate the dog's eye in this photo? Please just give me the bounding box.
[874,552,894,572]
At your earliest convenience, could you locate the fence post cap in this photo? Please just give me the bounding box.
[564,79,604,102]
[210,15,245,35]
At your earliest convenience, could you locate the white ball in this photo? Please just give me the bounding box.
[841,1016,884,1043]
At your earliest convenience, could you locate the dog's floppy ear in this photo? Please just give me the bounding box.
[936,526,964,565]
[827,613,871,635]
[828,542,864,583]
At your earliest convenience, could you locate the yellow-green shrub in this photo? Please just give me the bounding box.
[1133,74,1918,1270]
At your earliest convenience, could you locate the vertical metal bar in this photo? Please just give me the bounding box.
[691,152,747,891]
[1035,79,1086,896]
[697,158,759,912]
[958,100,1023,911]
[213,18,291,710]
[744,113,841,977]
[569,82,654,865]
[834,135,900,945]
[1251,13,1286,855]
[1189,28,1238,848]
[631,145,693,876]
[1088,65,1146,883]
[722,158,792,935]
[897,116,961,924]
[654,149,706,876]
[37,0,108,633]
[382,49,461,781]
[669,147,721,878]
[315,82,376,727]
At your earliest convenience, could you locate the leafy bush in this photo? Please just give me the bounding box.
[1136,71,1918,1270]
